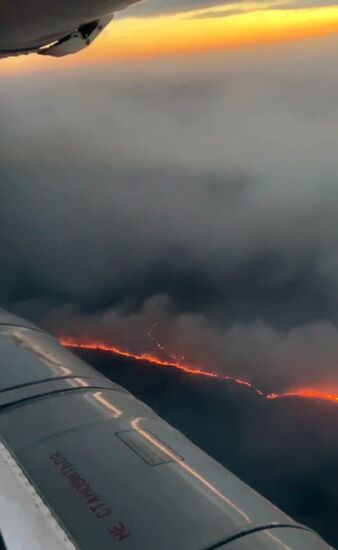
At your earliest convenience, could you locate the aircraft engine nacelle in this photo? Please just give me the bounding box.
[0,0,139,58]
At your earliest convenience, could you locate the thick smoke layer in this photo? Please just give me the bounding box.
[1,37,338,391]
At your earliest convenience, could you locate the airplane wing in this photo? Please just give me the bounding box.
[0,308,334,549]
[0,0,139,59]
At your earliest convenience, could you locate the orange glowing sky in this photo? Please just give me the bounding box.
[2,1,338,73]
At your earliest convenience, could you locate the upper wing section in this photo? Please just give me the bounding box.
[0,310,334,549]
[0,0,139,59]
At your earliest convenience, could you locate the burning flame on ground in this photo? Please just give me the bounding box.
[60,338,338,406]
[267,390,338,403]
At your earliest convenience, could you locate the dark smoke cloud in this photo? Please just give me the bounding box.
[1,36,338,391]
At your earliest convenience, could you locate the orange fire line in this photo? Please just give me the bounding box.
[60,339,259,388]
[60,338,338,405]
[267,390,338,403]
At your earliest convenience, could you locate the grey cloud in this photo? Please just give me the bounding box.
[1,36,338,390]
[183,7,245,19]
[184,0,338,20]
[123,0,244,17]
[122,0,338,17]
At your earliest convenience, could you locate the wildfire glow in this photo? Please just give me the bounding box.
[60,338,254,387]
[60,338,338,405]
[267,389,338,403]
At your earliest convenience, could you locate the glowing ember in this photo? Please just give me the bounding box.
[267,390,338,404]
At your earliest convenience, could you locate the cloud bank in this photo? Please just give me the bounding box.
[1,37,338,391]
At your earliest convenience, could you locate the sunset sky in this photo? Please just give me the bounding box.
[2,0,338,392]
[2,3,338,542]
[2,0,338,73]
